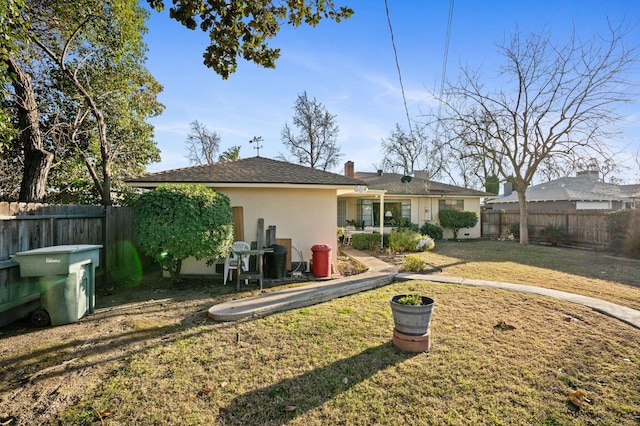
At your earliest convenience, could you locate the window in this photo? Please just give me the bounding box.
[359,199,410,226]
[337,199,347,226]
[439,199,464,211]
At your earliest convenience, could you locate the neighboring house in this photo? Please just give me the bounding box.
[126,157,366,276]
[339,161,493,240]
[485,171,635,211]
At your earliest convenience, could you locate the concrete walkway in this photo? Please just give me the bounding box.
[208,247,640,329]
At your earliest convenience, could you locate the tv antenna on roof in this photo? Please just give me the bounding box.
[250,136,263,156]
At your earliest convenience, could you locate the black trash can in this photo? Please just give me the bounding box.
[264,244,288,279]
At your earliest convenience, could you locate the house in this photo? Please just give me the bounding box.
[485,171,635,211]
[338,161,493,239]
[127,157,366,276]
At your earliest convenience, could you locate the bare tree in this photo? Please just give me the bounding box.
[380,123,448,185]
[438,22,638,244]
[280,91,342,170]
[186,120,221,165]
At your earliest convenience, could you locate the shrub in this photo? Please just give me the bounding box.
[389,230,435,252]
[351,233,387,251]
[395,293,424,305]
[389,229,418,252]
[508,222,535,240]
[134,184,234,282]
[397,218,419,232]
[607,209,633,254]
[539,224,567,246]
[420,222,444,240]
[438,210,478,240]
[623,234,640,259]
[403,255,428,273]
[608,209,640,258]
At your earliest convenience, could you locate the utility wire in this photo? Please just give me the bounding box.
[440,0,455,99]
[384,0,413,136]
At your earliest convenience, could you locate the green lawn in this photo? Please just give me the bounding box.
[53,241,640,425]
[416,239,640,310]
[4,240,639,425]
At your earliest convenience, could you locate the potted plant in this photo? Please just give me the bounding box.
[390,294,435,352]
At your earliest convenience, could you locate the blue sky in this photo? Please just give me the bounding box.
[142,0,640,184]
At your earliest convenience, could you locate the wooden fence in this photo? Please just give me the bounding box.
[0,202,140,288]
[481,209,611,249]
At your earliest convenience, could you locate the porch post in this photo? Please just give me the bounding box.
[379,192,385,248]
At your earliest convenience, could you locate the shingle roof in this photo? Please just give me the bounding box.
[127,156,366,187]
[486,176,629,204]
[354,172,493,197]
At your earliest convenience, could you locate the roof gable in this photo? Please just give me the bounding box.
[127,157,365,187]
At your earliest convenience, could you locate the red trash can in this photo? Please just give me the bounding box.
[311,244,332,277]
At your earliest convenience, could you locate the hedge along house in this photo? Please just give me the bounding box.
[339,161,493,239]
[127,157,366,276]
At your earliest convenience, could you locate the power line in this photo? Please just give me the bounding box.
[384,0,413,136]
[440,0,455,99]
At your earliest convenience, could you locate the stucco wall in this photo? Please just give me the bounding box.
[179,186,339,276]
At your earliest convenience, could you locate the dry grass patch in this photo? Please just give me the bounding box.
[414,240,640,310]
[57,282,640,425]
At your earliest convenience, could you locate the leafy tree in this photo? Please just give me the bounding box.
[146,0,353,79]
[219,145,241,162]
[438,23,638,244]
[3,0,163,205]
[134,184,234,282]
[0,0,24,148]
[186,120,220,165]
[280,91,342,170]
[438,210,478,240]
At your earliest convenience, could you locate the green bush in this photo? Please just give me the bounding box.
[508,222,535,240]
[420,222,444,240]
[539,224,567,246]
[134,184,234,282]
[395,292,424,304]
[389,229,418,252]
[608,209,640,258]
[351,233,387,251]
[403,255,428,273]
[397,218,419,232]
[438,210,478,240]
[623,234,640,259]
[607,209,633,254]
[389,230,435,252]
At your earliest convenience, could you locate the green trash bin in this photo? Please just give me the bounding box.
[11,245,102,326]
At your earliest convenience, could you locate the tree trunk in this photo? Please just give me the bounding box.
[516,189,529,245]
[7,56,53,202]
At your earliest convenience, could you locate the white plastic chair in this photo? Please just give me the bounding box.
[223,241,251,285]
[343,226,356,245]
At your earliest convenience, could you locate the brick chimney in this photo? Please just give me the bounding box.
[344,161,354,178]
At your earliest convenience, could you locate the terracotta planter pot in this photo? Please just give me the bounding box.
[389,295,434,336]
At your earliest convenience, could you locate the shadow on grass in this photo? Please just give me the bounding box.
[217,342,419,425]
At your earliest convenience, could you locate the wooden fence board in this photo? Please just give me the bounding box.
[482,209,612,249]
